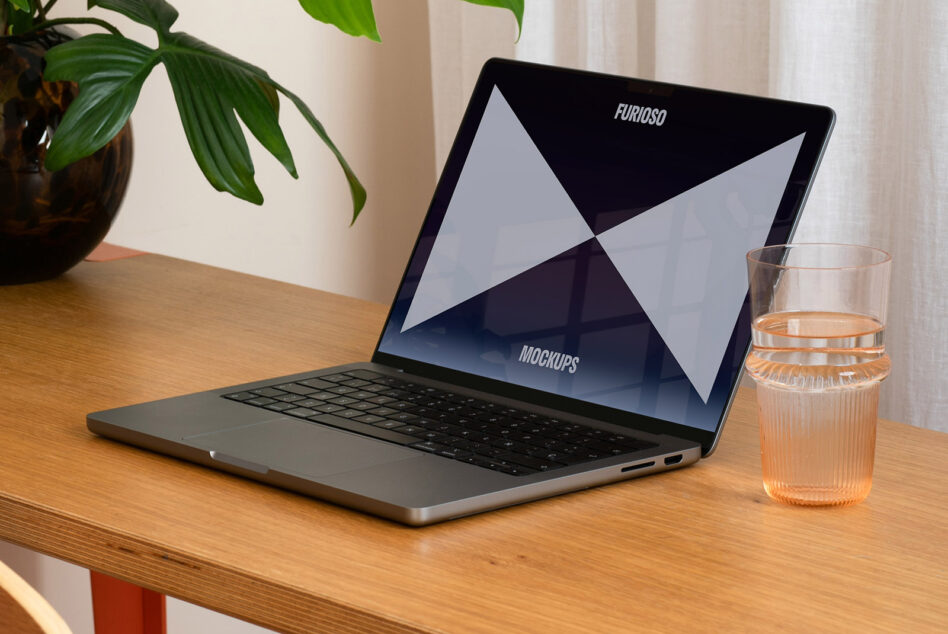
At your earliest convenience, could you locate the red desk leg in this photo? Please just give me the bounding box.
[90,571,167,634]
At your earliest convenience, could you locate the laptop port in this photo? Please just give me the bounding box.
[621,461,655,472]
[664,454,683,465]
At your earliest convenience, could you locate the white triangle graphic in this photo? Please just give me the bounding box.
[400,86,594,332]
[597,133,805,402]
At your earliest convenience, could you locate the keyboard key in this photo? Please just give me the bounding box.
[367,395,396,405]
[496,453,562,471]
[572,450,605,461]
[461,455,495,469]
[470,456,530,475]
[374,420,407,430]
[319,374,350,383]
[389,412,418,422]
[368,407,397,416]
[349,402,378,411]
[285,407,318,417]
[333,409,366,419]
[510,433,541,445]
[297,378,335,390]
[315,403,346,413]
[265,402,297,412]
[293,399,325,408]
[223,392,256,401]
[354,414,386,424]
[273,393,305,403]
[469,444,505,458]
[410,441,448,453]
[245,397,276,406]
[274,383,319,396]
[250,387,285,397]
[341,379,371,388]
[528,448,574,462]
[417,430,452,442]
[305,391,338,401]
[347,391,376,400]
[328,397,359,406]
[437,447,473,459]
[328,386,357,395]
[447,438,476,450]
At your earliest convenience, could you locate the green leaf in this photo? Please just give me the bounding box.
[43,34,159,171]
[275,84,367,223]
[89,0,178,34]
[159,32,365,219]
[297,0,380,42]
[461,0,523,37]
[8,4,34,34]
[160,32,297,205]
[9,0,31,13]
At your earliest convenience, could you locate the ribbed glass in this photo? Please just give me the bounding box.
[745,245,892,506]
[754,377,883,506]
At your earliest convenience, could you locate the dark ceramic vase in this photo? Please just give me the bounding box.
[0,29,133,285]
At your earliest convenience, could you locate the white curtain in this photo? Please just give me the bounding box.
[427,0,947,431]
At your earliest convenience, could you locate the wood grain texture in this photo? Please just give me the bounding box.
[0,255,945,633]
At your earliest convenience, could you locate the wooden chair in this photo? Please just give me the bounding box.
[0,559,71,634]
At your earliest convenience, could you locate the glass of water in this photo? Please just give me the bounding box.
[745,244,891,506]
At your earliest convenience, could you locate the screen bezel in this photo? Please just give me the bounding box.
[371,58,836,455]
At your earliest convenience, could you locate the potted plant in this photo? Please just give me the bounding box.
[0,0,523,283]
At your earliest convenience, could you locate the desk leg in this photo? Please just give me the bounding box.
[90,571,167,634]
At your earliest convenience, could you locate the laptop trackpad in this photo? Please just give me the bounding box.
[184,417,418,478]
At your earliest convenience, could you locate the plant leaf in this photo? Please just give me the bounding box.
[296,0,380,42]
[88,0,178,34]
[461,0,523,37]
[9,0,32,13]
[159,32,298,205]
[8,4,34,33]
[159,32,364,218]
[43,34,159,171]
[274,84,367,223]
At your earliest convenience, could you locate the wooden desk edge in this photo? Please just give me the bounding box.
[0,495,422,633]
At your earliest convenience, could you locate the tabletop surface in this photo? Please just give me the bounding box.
[0,255,945,633]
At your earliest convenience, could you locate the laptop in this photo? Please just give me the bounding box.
[88,59,835,526]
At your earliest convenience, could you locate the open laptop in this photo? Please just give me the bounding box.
[88,59,835,526]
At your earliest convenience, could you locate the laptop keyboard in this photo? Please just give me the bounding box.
[222,370,657,476]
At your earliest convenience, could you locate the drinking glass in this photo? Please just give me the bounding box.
[745,244,891,506]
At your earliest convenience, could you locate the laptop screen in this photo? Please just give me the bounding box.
[375,59,834,439]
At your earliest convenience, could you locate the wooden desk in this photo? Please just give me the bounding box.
[0,255,945,633]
